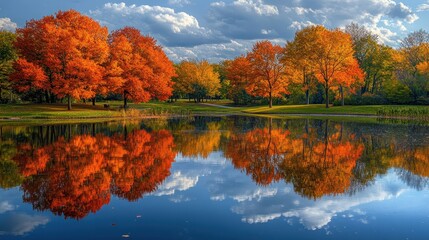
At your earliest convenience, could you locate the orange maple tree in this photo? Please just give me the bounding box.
[304,26,364,108]
[226,56,253,104]
[108,27,175,108]
[12,10,109,110]
[246,41,290,108]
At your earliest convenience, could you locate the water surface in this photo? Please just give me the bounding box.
[1,116,429,239]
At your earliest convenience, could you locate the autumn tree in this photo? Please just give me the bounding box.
[300,26,364,108]
[226,56,254,105]
[108,27,175,108]
[174,60,221,102]
[12,10,110,110]
[395,30,429,100]
[246,40,290,108]
[284,27,321,104]
[0,31,17,102]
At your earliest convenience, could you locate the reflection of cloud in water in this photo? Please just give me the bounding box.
[232,188,277,202]
[0,213,49,236]
[154,171,199,196]
[0,201,14,214]
[153,152,227,198]
[155,152,409,230]
[228,174,406,230]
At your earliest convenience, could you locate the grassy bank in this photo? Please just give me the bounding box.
[0,101,428,120]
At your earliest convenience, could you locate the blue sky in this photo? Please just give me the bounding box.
[1,0,429,62]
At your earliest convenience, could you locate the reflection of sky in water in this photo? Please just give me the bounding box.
[0,189,49,236]
[151,152,429,235]
[2,150,429,239]
[1,118,429,239]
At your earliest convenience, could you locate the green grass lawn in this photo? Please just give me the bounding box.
[0,101,428,120]
[242,104,385,115]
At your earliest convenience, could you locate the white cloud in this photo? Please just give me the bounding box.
[165,38,286,63]
[417,2,429,12]
[90,2,222,47]
[168,0,191,7]
[0,18,17,31]
[232,0,279,16]
[289,21,316,30]
[154,171,199,196]
[0,202,14,214]
[227,173,407,230]
[0,213,49,236]
[232,188,277,202]
[242,213,282,224]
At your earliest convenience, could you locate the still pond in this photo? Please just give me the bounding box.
[1,116,429,239]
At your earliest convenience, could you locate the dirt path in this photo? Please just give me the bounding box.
[199,103,236,109]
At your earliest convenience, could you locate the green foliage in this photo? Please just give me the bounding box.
[0,31,18,102]
[377,106,429,119]
[334,92,388,106]
[382,82,413,104]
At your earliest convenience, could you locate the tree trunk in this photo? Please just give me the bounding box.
[304,69,310,105]
[269,92,273,108]
[340,85,344,106]
[123,91,128,109]
[325,83,329,108]
[50,93,56,103]
[92,98,96,106]
[306,89,310,105]
[45,90,50,103]
[67,95,72,110]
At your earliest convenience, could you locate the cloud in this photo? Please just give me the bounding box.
[168,0,191,7]
[0,213,49,236]
[90,2,223,47]
[417,2,429,12]
[0,202,14,214]
[165,38,286,63]
[207,0,418,45]
[231,0,279,16]
[0,18,17,31]
[387,2,418,23]
[154,171,199,196]
[227,174,406,230]
[88,0,420,61]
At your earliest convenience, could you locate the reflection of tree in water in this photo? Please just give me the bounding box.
[226,120,364,198]
[225,126,290,185]
[3,117,429,216]
[392,147,429,190]
[12,128,176,219]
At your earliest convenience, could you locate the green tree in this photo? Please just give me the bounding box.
[345,23,395,95]
[0,31,17,102]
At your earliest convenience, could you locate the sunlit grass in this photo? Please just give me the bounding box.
[1,101,428,120]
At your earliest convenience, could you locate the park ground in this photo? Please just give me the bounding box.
[0,100,428,122]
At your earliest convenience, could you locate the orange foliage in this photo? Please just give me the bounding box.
[12,10,109,105]
[108,27,175,106]
[225,124,364,198]
[246,41,290,108]
[10,59,47,92]
[226,56,252,97]
[14,129,176,219]
[225,127,291,185]
[307,27,364,107]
